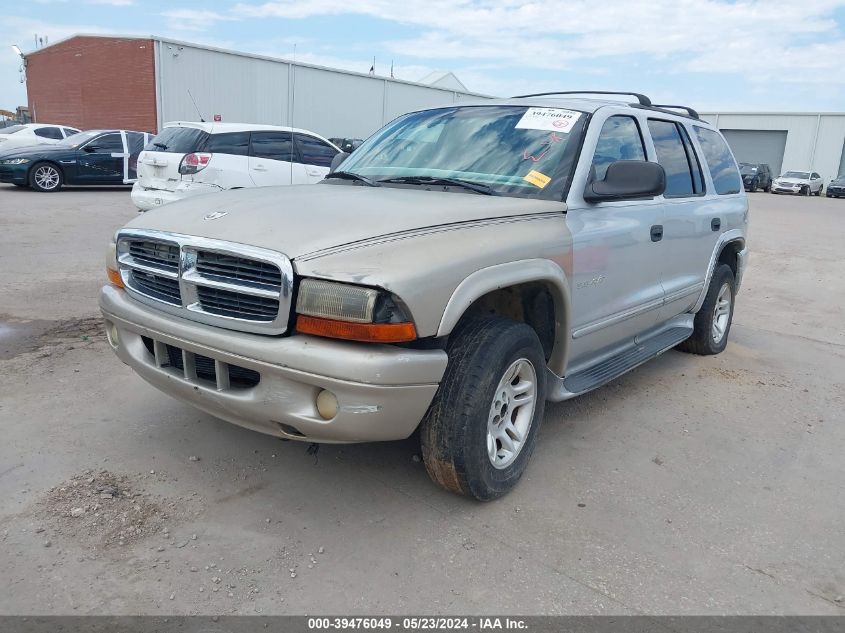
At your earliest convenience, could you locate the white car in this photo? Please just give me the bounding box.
[131,122,341,211]
[771,170,824,196]
[0,123,81,152]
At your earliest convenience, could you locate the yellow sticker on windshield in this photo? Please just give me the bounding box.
[523,170,551,189]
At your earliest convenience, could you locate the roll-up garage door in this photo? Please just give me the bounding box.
[720,129,788,176]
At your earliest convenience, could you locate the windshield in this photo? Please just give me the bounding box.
[782,171,809,179]
[0,125,26,135]
[56,130,101,148]
[739,163,757,173]
[337,105,587,199]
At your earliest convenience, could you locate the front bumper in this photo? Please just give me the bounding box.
[771,184,804,194]
[100,285,447,443]
[0,164,28,185]
[131,181,224,211]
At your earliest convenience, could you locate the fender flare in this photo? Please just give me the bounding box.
[436,258,572,375]
[692,229,746,313]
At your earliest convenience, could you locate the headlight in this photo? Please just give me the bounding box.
[295,278,417,343]
[1,158,30,165]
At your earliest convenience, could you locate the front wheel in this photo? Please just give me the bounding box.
[677,264,735,355]
[749,179,758,192]
[29,163,63,192]
[420,316,547,500]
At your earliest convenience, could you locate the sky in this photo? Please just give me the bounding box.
[2,0,845,113]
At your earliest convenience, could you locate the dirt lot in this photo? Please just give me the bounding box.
[0,185,843,615]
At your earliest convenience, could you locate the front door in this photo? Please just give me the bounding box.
[565,113,666,371]
[75,133,125,184]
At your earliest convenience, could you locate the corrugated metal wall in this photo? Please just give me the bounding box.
[701,112,845,182]
[155,39,487,141]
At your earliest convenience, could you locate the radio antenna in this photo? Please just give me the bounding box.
[187,89,206,122]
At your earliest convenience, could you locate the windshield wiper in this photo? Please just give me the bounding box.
[152,142,168,150]
[378,176,498,195]
[323,171,380,187]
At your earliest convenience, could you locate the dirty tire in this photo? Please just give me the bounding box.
[677,264,735,355]
[29,162,63,192]
[420,316,547,500]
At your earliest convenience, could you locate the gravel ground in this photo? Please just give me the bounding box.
[0,184,843,615]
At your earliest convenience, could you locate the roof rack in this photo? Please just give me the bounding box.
[511,91,652,107]
[650,104,700,120]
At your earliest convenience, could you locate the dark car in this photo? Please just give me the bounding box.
[0,129,149,192]
[738,163,772,192]
[826,175,845,198]
[328,137,364,153]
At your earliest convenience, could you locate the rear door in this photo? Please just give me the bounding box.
[75,133,125,183]
[136,126,209,192]
[293,133,339,183]
[248,131,305,186]
[659,123,744,320]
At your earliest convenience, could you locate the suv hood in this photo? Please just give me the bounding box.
[124,183,566,259]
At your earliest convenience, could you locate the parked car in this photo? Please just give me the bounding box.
[0,123,81,152]
[101,91,748,499]
[329,137,364,153]
[825,175,845,198]
[771,171,824,195]
[738,162,772,192]
[131,122,341,211]
[0,129,150,191]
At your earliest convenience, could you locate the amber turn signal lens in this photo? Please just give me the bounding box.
[296,315,417,343]
[107,267,124,288]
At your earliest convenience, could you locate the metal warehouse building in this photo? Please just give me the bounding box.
[700,112,845,182]
[23,34,486,138]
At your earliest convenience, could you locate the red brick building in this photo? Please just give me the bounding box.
[26,35,158,132]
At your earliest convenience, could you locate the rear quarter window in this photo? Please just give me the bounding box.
[694,127,742,195]
[146,127,210,153]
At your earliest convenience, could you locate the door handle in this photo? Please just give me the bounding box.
[306,169,322,177]
[650,225,663,242]
[711,218,721,231]
[253,165,268,172]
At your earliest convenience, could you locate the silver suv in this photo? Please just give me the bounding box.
[101,91,748,500]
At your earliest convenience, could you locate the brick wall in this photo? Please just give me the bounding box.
[26,36,158,133]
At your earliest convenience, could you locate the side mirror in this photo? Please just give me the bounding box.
[329,151,350,173]
[83,145,98,153]
[584,160,666,202]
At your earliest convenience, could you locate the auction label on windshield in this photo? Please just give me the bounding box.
[516,108,581,133]
[523,169,551,189]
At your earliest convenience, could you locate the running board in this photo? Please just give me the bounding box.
[551,326,692,400]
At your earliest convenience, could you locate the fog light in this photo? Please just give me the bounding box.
[105,320,119,348]
[316,389,338,420]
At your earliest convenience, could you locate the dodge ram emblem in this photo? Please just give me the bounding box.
[203,211,228,221]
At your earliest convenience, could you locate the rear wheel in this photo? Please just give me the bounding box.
[29,163,63,192]
[677,264,735,356]
[420,316,546,500]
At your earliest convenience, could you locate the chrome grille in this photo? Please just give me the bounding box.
[196,286,279,321]
[116,229,293,335]
[196,251,282,288]
[130,269,181,304]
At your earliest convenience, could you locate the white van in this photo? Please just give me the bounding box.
[131,122,341,211]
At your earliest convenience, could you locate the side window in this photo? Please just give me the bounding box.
[294,133,338,167]
[812,172,820,179]
[693,126,742,195]
[34,126,63,140]
[88,133,124,152]
[647,120,697,197]
[126,132,146,154]
[207,132,250,156]
[590,115,646,180]
[249,131,296,161]
[677,124,705,194]
[62,127,80,138]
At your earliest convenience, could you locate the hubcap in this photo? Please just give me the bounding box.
[35,166,59,190]
[711,282,732,344]
[486,358,537,469]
